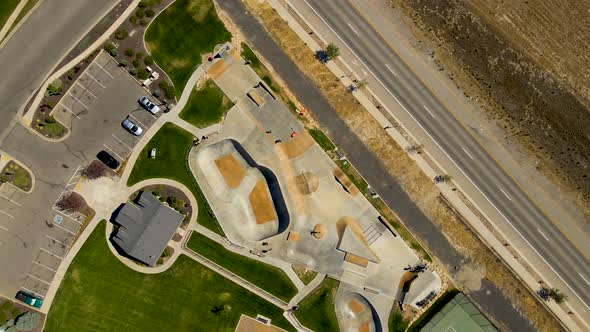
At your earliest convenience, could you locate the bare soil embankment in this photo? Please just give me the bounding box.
[390,0,590,218]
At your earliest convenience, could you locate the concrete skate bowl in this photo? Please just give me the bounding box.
[228,139,290,234]
[337,293,381,332]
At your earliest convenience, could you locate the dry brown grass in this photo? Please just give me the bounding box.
[238,1,562,330]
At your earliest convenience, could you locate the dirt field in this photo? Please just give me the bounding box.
[236,0,563,330]
[215,154,246,188]
[390,0,590,220]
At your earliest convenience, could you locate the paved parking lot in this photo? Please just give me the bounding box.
[0,51,162,299]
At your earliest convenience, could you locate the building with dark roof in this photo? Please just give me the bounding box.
[112,192,184,266]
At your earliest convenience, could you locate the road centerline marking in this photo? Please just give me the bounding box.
[462,147,474,160]
[499,187,512,201]
[423,105,435,118]
[537,228,550,241]
[579,273,590,286]
[385,63,397,76]
[347,23,360,36]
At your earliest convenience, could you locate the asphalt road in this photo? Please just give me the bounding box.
[0,0,116,141]
[216,0,536,330]
[303,0,590,313]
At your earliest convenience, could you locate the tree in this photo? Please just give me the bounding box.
[144,55,153,66]
[326,43,340,59]
[15,312,40,331]
[124,48,134,57]
[46,79,63,96]
[114,28,128,40]
[356,79,367,89]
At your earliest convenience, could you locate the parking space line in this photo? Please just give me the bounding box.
[0,225,7,231]
[112,134,133,151]
[46,235,68,247]
[69,94,88,109]
[76,81,97,99]
[51,221,76,235]
[40,248,64,260]
[103,144,125,161]
[0,193,21,206]
[93,61,114,79]
[0,209,14,219]
[84,72,106,88]
[128,113,147,128]
[26,273,50,285]
[33,261,57,272]
[60,104,81,119]
[20,287,45,299]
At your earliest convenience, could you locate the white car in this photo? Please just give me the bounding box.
[138,96,160,115]
[122,118,143,136]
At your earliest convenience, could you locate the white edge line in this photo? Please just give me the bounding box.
[20,287,45,298]
[127,113,147,129]
[84,71,106,88]
[537,228,550,241]
[59,103,81,120]
[75,81,97,99]
[112,134,133,151]
[103,144,125,161]
[303,0,590,310]
[0,225,7,231]
[51,221,76,235]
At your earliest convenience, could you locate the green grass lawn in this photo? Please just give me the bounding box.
[145,0,231,97]
[127,122,224,236]
[45,221,293,332]
[294,277,339,331]
[179,79,232,127]
[389,308,409,332]
[187,231,297,302]
[308,128,336,151]
[292,265,317,285]
[0,0,20,31]
[240,42,262,71]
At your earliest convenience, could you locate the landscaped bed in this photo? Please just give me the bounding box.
[44,221,293,331]
[127,122,224,236]
[0,161,32,191]
[145,0,231,97]
[294,277,340,331]
[186,231,298,302]
[179,79,233,127]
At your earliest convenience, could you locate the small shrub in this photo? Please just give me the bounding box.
[47,101,56,109]
[114,28,128,40]
[132,59,141,68]
[67,69,75,80]
[135,52,144,60]
[326,43,340,59]
[129,68,138,76]
[109,48,117,57]
[137,68,150,80]
[139,19,147,26]
[315,50,329,63]
[138,0,147,8]
[45,116,56,124]
[119,59,128,67]
[56,192,87,213]
[103,42,115,53]
[145,8,155,17]
[129,15,137,25]
[159,80,175,99]
[144,55,153,66]
[135,8,145,18]
[124,48,134,57]
[152,89,162,98]
[46,79,63,96]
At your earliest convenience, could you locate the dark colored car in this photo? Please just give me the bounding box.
[97,150,120,169]
[15,290,43,308]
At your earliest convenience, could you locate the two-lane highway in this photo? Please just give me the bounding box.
[303,0,590,312]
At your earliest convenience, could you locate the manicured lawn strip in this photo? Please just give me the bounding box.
[407,289,460,332]
[0,0,20,31]
[187,231,297,302]
[45,221,293,332]
[127,122,225,236]
[308,128,336,152]
[295,277,339,331]
[179,79,233,127]
[241,42,262,70]
[4,0,38,38]
[145,0,231,97]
